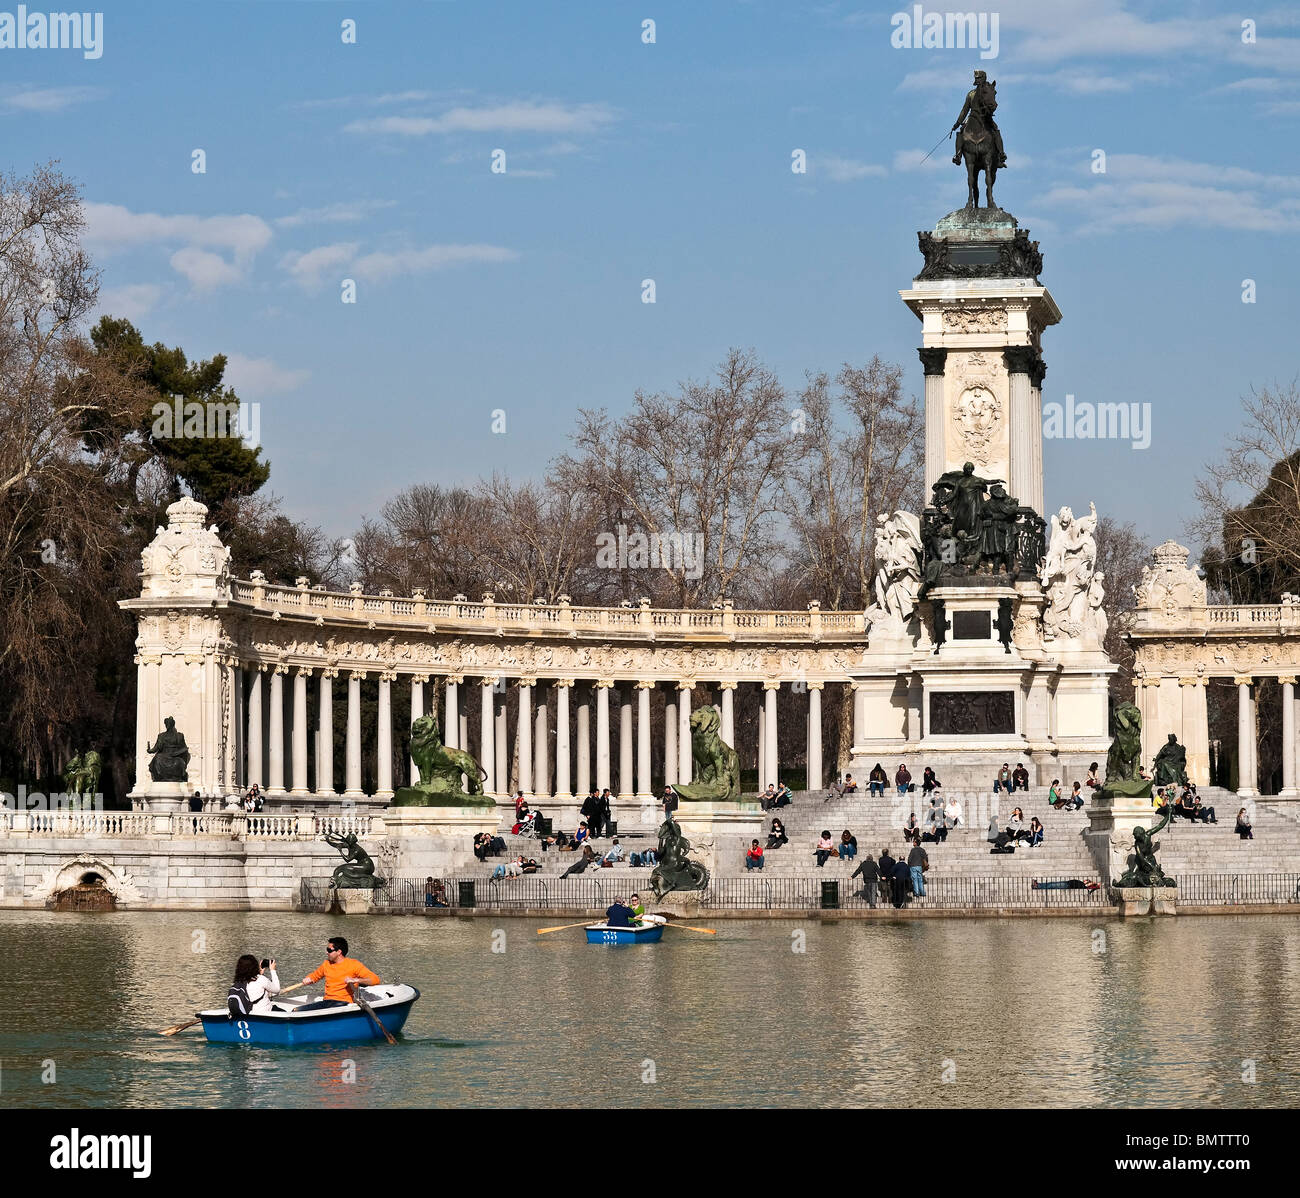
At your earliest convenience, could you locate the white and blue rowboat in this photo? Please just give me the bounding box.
[198,984,420,1046]
[585,913,666,944]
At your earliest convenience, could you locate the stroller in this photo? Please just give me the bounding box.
[512,810,540,839]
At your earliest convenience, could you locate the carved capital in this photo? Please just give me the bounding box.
[349,670,368,682]
[918,346,947,377]
[295,665,314,678]
[1279,676,1297,687]
[378,669,398,683]
[806,680,825,690]
[554,677,576,688]
[410,673,430,685]
[762,680,782,691]
[636,679,657,690]
[445,673,464,685]
[1233,675,1254,687]
[716,679,739,691]
[1002,346,1037,376]
[320,666,341,680]
[677,679,694,692]
[593,679,616,689]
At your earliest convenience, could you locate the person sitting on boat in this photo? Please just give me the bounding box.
[628,894,646,925]
[605,898,635,928]
[298,937,380,1011]
[229,954,280,1015]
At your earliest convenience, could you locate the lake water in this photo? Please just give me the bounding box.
[3,910,1298,1108]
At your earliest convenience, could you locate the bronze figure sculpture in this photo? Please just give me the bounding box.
[324,831,384,889]
[649,817,709,899]
[1152,733,1190,788]
[1114,805,1177,889]
[147,717,190,783]
[392,713,492,806]
[951,68,1005,208]
[673,707,742,803]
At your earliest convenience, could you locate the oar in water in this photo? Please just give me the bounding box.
[660,923,717,935]
[159,981,310,1036]
[351,986,397,1045]
[537,920,595,935]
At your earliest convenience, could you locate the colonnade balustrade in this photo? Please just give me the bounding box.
[234,669,832,804]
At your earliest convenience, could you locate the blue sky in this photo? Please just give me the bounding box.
[4,0,1299,551]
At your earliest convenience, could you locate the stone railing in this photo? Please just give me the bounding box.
[1131,603,1300,636]
[225,579,866,642]
[0,809,374,841]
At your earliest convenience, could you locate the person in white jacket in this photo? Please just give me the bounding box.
[246,958,281,1012]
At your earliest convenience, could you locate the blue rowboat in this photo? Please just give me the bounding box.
[585,920,664,945]
[198,984,419,1047]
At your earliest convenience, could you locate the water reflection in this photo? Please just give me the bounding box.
[1,911,1296,1108]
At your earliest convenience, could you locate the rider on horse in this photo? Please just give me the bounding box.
[951,69,1007,168]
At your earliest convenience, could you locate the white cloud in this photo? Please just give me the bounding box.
[169,247,243,292]
[95,282,163,321]
[84,203,272,262]
[819,155,887,182]
[223,353,309,396]
[279,242,360,289]
[275,200,396,228]
[2,85,102,112]
[1038,153,1300,233]
[893,148,949,173]
[344,101,616,137]
[350,243,518,283]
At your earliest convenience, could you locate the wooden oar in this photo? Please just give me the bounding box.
[658,922,717,935]
[160,981,309,1036]
[537,920,595,935]
[351,986,396,1045]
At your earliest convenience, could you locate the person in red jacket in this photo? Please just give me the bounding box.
[298,936,380,1010]
[745,840,765,871]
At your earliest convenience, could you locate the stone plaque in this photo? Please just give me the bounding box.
[952,610,992,640]
[929,690,1015,735]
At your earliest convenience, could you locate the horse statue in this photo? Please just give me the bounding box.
[392,712,492,807]
[951,70,1004,210]
[62,751,102,810]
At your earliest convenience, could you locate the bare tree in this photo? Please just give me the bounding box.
[1191,380,1300,603]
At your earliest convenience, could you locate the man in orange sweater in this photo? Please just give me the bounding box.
[298,936,380,1010]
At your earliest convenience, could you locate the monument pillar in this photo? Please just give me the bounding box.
[517,680,534,797]
[267,666,286,796]
[555,679,574,801]
[317,668,335,794]
[479,677,497,796]
[919,347,947,495]
[1236,677,1257,798]
[344,671,364,797]
[636,681,654,803]
[807,682,823,792]
[246,667,264,788]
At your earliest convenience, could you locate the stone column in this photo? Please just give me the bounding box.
[267,666,286,795]
[246,666,264,788]
[619,685,635,801]
[1004,347,1037,508]
[757,693,766,792]
[636,681,654,801]
[233,661,245,791]
[344,671,364,797]
[534,682,550,798]
[517,680,534,797]
[595,680,612,793]
[1282,677,1297,797]
[853,685,868,750]
[317,669,335,794]
[480,678,497,796]
[459,707,469,756]
[376,671,394,799]
[1179,674,1210,790]
[444,677,458,749]
[1029,356,1046,516]
[677,682,693,784]
[409,675,425,784]
[919,347,947,495]
[764,682,780,788]
[291,667,311,796]
[807,682,823,792]
[493,683,508,796]
[554,679,573,801]
[719,681,736,749]
[1236,676,1257,798]
[576,686,591,796]
[664,688,678,787]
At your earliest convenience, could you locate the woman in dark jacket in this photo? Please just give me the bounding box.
[766,818,788,850]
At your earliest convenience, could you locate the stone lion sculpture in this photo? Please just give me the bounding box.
[392,713,492,807]
[673,706,742,803]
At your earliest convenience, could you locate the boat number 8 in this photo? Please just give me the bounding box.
[236,1020,251,1039]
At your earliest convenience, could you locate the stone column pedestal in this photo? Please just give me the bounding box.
[1110,886,1177,917]
[671,801,763,876]
[380,805,503,876]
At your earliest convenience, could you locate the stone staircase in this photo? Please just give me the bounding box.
[451,786,1300,887]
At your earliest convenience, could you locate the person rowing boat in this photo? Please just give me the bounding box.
[298,935,380,1011]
